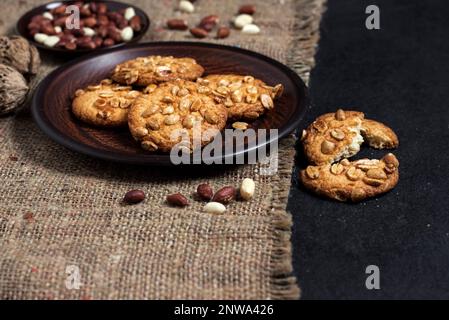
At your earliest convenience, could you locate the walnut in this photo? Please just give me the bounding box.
[0,64,29,115]
[0,36,41,76]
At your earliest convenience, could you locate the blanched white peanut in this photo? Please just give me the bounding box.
[179,0,194,13]
[42,12,54,20]
[120,27,134,42]
[54,26,62,33]
[124,7,136,20]
[204,202,226,214]
[43,35,60,47]
[83,27,95,37]
[240,178,255,200]
[242,24,260,34]
[34,33,49,44]
[233,14,253,29]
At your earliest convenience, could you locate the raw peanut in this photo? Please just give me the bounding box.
[167,19,188,30]
[97,3,108,15]
[27,21,40,30]
[107,26,122,42]
[204,202,226,214]
[103,38,115,47]
[130,15,142,32]
[166,193,189,207]
[83,27,95,37]
[212,186,236,204]
[190,27,208,39]
[29,29,40,36]
[43,36,60,47]
[121,27,134,42]
[42,12,54,21]
[241,23,260,34]
[123,189,145,204]
[77,36,95,49]
[124,7,136,20]
[80,6,91,17]
[41,24,57,35]
[233,14,253,29]
[216,26,230,39]
[118,19,129,29]
[83,17,97,28]
[34,33,48,44]
[97,15,109,27]
[65,42,77,50]
[54,16,68,27]
[199,15,219,31]
[238,4,256,15]
[240,178,255,201]
[96,25,108,37]
[92,36,103,48]
[31,15,45,23]
[52,5,67,15]
[197,183,214,201]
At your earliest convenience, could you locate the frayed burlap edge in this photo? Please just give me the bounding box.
[268,0,326,300]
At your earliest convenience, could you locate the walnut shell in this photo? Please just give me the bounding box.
[0,64,29,115]
[0,36,41,76]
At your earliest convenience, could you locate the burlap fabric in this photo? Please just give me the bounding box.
[0,0,325,299]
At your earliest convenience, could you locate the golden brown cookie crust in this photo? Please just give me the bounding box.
[361,119,399,149]
[72,79,141,127]
[302,109,365,165]
[128,79,228,153]
[199,74,283,121]
[300,153,399,202]
[111,55,205,86]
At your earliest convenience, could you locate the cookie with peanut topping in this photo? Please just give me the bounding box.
[128,79,228,153]
[198,74,284,121]
[300,153,399,202]
[302,109,365,165]
[111,55,205,86]
[72,79,142,127]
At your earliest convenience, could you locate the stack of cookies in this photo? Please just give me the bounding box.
[299,110,400,202]
[72,55,284,152]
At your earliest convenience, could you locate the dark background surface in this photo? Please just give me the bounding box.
[289,0,449,299]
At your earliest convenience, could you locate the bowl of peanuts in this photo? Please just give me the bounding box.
[16,0,150,54]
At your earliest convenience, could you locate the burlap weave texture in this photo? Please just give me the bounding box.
[0,0,325,299]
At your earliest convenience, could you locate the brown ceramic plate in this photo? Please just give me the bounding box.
[32,42,309,165]
[16,0,150,54]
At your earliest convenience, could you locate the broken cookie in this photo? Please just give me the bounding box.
[301,109,365,165]
[302,109,399,165]
[300,153,399,202]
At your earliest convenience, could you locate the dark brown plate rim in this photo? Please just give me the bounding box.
[16,0,150,54]
[31,41,309,166]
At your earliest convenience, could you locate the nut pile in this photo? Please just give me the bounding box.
[164,178,256,214]
[166,2,260,39]
[27,2,143,50]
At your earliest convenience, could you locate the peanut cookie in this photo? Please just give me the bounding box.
[300,153,399,202]
[302,109,365,165]
[128,79,228,152]
[72,79,141,127]
[361,119,399,149]
[111,55,205,86]
[198,74,283,121]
